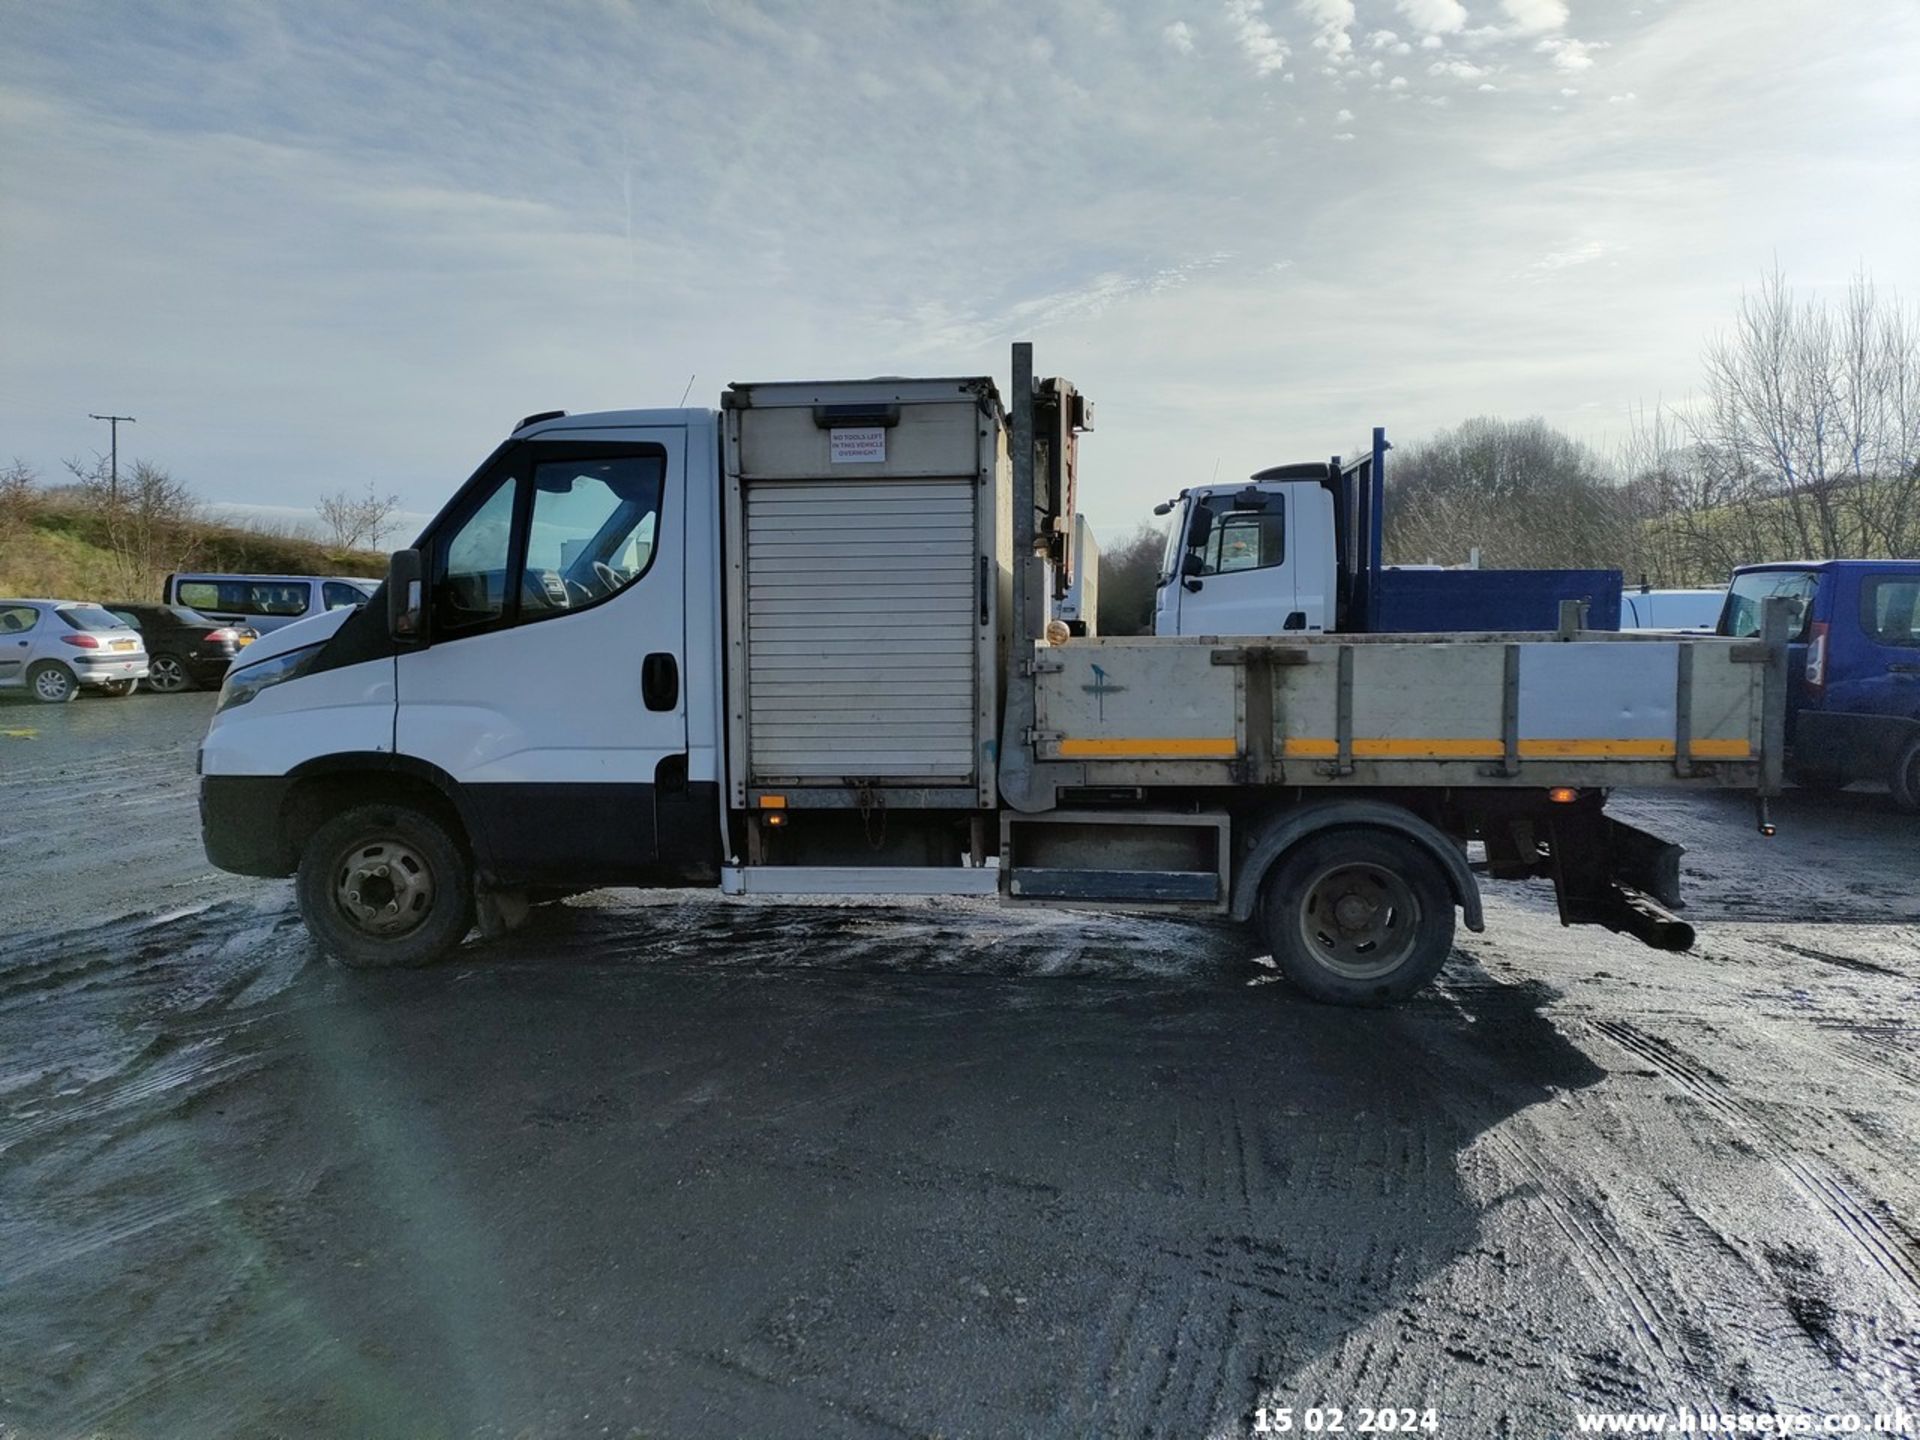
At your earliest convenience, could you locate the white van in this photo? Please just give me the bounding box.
[163,574,379,634]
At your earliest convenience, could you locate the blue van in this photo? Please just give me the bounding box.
[1721,560,1920,809]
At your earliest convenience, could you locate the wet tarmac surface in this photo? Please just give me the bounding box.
[3,692,1919,1437]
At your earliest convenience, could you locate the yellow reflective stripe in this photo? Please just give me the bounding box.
[1354,738,1504,759]
[1054,737,1239,758]
[1273,737,1755,760]
[1689,737,1753,758]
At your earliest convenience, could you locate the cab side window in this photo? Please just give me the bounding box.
[520,456,664,620]
[434,471,519,634]
[324,582,368,611]
[1199,509,1285,576]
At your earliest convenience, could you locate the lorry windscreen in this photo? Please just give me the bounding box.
[1721,569,1817,640]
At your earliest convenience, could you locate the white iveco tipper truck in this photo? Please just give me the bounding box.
[199,344,1792,1005]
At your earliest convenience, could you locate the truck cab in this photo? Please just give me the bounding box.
[1153,467,1339,636]
[1154,430,1623,637]
[1722,559,1920,808]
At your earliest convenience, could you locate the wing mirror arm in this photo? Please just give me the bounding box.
[387,548,430,647]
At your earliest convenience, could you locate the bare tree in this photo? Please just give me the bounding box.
[0,458,35,551]
[1648,267,1920,578]
[1094,523,1170,636]
[1384,417,1633,571]
[66,453,202,595]
[317,482,402,553]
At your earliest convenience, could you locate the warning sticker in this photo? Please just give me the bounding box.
[829,426,886,464]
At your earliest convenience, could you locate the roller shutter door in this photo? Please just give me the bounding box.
[745,479,977,782]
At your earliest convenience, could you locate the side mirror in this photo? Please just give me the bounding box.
[1182,551,1206,578]
[1187,505,1214,549]
[387,548,429,647]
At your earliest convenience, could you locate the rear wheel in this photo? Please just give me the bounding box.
[1259,829,1456,1005]
[296,804,475,968]
[1891,738,1920,815]
[27,663,76,703]
[147,654,194,693]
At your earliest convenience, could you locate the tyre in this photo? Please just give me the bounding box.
[27,663,76,704]
[1891,738,1920,815]
[147,654,194,693]
[97,679,138,698]
[296,804,475,968]
[1259,829,1456,1005]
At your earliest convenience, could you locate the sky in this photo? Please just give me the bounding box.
[3,0,1918,545]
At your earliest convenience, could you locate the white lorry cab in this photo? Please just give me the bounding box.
[200,348,1794,1005]
[1153,436,1624,638]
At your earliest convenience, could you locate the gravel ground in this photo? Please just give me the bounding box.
[2,691,1919,1437]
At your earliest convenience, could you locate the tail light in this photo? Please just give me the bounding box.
[59,633,101,649]
[1805,621,1829,693]
[205,628,239,643]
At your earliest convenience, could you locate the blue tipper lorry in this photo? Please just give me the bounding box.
[1153,427,1623,638]
[1722,559,1920,811]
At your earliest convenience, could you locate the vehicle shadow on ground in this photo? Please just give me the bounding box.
[0,896,1603,1439]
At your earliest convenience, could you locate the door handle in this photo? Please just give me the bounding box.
[642,652,679,711]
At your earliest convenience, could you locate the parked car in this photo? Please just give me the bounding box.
[1622,585,1726,632]
[1720,559,1920,808]
[104,603,259,693]
[0,600,150,702]
[161,573,379,634]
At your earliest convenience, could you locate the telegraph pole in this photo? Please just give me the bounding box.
[87,413,136,504]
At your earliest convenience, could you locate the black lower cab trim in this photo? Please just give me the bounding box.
[201,775,297,876]
[462,779,722,889]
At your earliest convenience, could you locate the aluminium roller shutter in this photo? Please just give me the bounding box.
[744,478,978,783]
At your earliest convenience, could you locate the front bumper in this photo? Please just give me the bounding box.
[200,774,296,876]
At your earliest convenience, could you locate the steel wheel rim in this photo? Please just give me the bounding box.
[149,656,187,692]
[33,668,70,701]
[1297,861,1420,979]
[332,837,436,936]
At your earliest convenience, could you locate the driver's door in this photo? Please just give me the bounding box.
[395,432,697,885]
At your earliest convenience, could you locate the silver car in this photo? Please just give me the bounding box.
[0,600,151,702]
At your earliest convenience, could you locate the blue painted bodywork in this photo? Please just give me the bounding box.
[1725,559,1920,785]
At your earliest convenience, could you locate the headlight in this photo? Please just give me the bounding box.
[217,643,323,712]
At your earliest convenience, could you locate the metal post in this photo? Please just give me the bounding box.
[997,343,1048,813]
[88,413,135,505]
[1757,595,1793,804]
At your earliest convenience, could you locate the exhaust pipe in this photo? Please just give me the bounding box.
[1604,890,1695,952]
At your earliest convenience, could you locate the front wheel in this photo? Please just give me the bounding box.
[1259,829,1456,1005]
[296,804,475,968]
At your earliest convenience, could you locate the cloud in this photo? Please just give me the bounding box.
[1163,20,1196,54]
[1419,33,1445,49]
[1536,35,1606,71]
[1297,0,1355,58]
[1396,0,1468,35]
[1526,239,1613,276]
[1224,0,1290,75]
[1333,131,1356,141]
[1428,57,1489,80]
[1499,0,1569,32]
[1335,107,1354,121]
